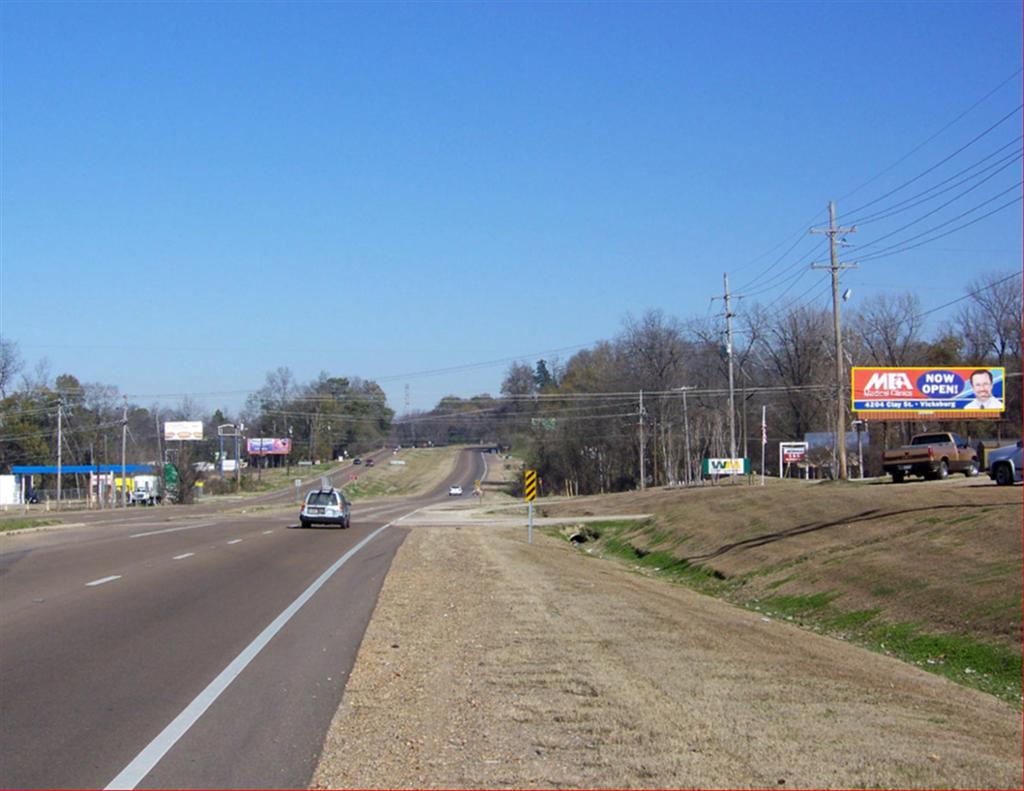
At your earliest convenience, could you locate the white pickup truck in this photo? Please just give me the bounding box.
[988,441,1022,486]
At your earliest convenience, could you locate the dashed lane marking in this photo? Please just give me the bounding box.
[130,523,213,539]
[86,576,122,587]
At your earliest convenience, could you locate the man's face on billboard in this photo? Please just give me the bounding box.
[971,372,993,400]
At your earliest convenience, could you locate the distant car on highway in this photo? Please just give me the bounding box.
[449,485,463,496]
[352,458,362,465]
[365,458,375,467]
[300,487,351,528]
[988,441,1022,486]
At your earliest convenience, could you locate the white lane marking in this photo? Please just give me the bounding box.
[86,576,122,587]
[130,523,213,539]
[172,553,195,561]
[105,522,394,790]
[262,530,273,535]
[481,450,489,483]
[226,539,242,545]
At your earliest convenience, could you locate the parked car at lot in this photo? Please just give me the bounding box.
[449,485,463,496]
[988,441,1022,486]
[882,432,979,483]
[300,487,351,528]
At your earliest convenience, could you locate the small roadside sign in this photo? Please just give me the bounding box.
[524,469,538,544]
[524,470,537,502]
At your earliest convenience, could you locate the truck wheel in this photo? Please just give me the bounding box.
[965,459,979,478]
[891,471,905,484]
[300,518,311,528]
[937,460,949,480]
[995,464,1013,486]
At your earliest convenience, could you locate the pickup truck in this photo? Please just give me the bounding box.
[882,432,979,483]
[988,441,1022,486]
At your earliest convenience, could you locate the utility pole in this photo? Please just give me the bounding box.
[56,398,63,510]
[811,201,857,480]
[675,386,696,485]
[717,273,738,462]
[155,411,163,493]
[121,395,128,507]
[638,389,646,490]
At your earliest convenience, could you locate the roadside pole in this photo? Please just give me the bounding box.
[121,396,128,508]
[56,398,63,510]
[524,469,537,544]
[760,405,767,486]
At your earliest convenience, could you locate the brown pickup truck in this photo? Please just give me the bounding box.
[882,432,980,483]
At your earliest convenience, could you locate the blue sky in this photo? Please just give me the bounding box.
[2,1,1021,413]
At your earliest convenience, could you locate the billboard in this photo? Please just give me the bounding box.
[852,367,1005,419]
[164,421,204,441]
[702,458,749,476]
[246,438,292,455]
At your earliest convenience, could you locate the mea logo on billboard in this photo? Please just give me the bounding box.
[864,372,913,395]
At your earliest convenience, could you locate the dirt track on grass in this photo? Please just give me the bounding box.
[312,518,1022,789]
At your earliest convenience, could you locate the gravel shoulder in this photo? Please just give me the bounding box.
[311,507,1022,789]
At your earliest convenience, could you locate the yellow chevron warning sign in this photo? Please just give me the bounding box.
[524,469,537,502]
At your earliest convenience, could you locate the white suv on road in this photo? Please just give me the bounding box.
[300,487,351,528]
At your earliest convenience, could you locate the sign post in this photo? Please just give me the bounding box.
[524,469,537,544]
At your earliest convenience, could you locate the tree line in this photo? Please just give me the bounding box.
[0,358,394,490]
[2,271,1019,498]
[395,271,1022,494]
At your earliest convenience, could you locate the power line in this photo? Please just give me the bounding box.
[856,189,1024,264]
[911,271,1023,322]
[846,141,1022,226]
[839,103,1023,219]
[838,67,1023,206]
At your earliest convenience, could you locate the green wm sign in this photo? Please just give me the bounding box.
[702,458,750,476]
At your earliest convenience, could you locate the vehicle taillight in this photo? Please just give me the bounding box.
[928,447,934,459]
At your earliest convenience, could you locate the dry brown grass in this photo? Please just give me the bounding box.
[540,476,1022,649]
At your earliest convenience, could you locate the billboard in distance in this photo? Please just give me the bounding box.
[164,421,204,441]
[246,438,292,455]
[852,367,1005,419]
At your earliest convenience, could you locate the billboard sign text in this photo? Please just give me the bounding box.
[246,438,292,455]
[852,367,1005,419]
[702,458,749,476]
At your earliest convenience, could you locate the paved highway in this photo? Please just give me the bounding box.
[0,448,488,789]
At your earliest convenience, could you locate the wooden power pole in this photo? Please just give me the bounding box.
[812,201,857,480]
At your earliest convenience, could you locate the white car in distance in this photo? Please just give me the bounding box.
[448,485,463,496]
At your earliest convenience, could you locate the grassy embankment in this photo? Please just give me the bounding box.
[0,517,63,532]
[540,477,1022,705]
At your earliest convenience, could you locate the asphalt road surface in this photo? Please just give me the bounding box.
[0,448,488,789]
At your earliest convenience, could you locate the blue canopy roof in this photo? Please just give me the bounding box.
[12,465,155,474]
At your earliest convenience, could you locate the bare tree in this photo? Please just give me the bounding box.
[0,338,23,398]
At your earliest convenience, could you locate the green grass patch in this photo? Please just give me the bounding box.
[766,574,796,590]
[823,608,881,630]
[864,623,1022,704]
[0,517,62,532]
[760,591,838,617]
[583,520,726,590]
[947,513,981,525]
